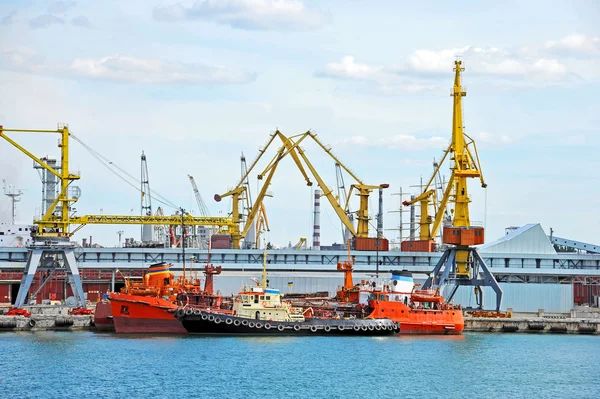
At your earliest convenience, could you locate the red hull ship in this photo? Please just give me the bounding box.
[110,293,186,334]
[96,262,228,334]
[291,252,464,334]
[336,253,464,334]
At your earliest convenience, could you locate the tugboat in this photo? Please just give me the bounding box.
[291,247,464,334]
[176,249,399,336]
[362,271,464,334]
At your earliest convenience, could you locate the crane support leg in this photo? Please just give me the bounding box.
[472,250,503,312]
[14,242,87,308]
[422,247,503,312]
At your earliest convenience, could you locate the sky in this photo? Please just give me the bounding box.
[0,0,599,248]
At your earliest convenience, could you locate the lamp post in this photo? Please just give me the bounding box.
[117,230,124,247]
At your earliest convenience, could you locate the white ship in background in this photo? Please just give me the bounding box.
[1,179,34,247]
[0,223,34,247]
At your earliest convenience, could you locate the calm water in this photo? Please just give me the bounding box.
[0,332,598,399]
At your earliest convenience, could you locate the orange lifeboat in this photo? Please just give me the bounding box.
[411,289,444,304]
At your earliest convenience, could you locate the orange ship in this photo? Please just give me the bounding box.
[109,262,187,334]
[103,262,229,334]
[335,254,463,334]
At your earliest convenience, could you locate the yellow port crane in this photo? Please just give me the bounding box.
[0,125,236,237]
[402,61,502,311]
[0,124,235,308]
[216,129,387,249]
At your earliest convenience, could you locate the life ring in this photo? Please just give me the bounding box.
[29,319,36,327]
[201,313,208,321]
[361,325,368,331]
[242,320,249,326]
[338,325,344,332]
[248,322,256,328]
[225,318,233,325]
[353,325,360,331]
[264,323,272,330]
[214,317,222,324]
[388,324,394,331]
[293,324,301,332]
[177,308,186,317]
[256,322,263,329]
[375,325,381,331]
[310,325,318,333]
[234,319,241,327]
[261,301,267,307]
[277,324,285,332]
[193,309,201,316]
[368,325,375,331]
[208,314,215,322]
[185,308,194,316]
[324,325,331,332]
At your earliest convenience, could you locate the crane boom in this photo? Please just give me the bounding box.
[188,175,210,216]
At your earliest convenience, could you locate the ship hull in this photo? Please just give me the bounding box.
[368,300,464,335]
[109,294,186,334]
[178,310,398,336]
[93,301,114,332]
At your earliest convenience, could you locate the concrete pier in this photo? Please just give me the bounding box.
[465,316,600,335]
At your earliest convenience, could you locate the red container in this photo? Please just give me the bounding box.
[401,239,435,252]
[211,234,232,249]
[353,237,389,251]
[443,227,485,246]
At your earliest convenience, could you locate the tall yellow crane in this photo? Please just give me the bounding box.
[218,129,387,249]
[0,124,235,308]
[402,61,502,311]
[215,130,312,248]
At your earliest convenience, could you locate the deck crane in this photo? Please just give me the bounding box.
[0,124,235,308]
[402,61,502,311]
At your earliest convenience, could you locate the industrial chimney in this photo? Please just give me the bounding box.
[312,189,321,250]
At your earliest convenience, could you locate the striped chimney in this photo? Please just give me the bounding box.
[312,189,321,250]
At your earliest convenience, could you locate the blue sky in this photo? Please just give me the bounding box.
[0,0,599,248]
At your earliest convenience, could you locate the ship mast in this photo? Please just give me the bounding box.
[262,245,267,289]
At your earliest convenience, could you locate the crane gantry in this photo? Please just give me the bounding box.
[0,124,235,308]
[402,61,502,311]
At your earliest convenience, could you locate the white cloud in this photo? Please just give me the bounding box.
[71,15,92,28]
[29,14,65,29]
[339,134,447,151]
[320,56,381,80]
[0,50,256,85]
[153,0,329,31]
[319,37,584,94]
[317,55,437,94]
[545,34,600,56]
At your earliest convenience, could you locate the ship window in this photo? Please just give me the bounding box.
[266,296,270,300]
[369,294,376,300]
[242,295,248,301]
[19,228,22,231]
[378,294,385,300]
[260,296,265,300]
[0,232,4,235]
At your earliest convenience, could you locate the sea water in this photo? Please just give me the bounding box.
[0,332,598,399]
